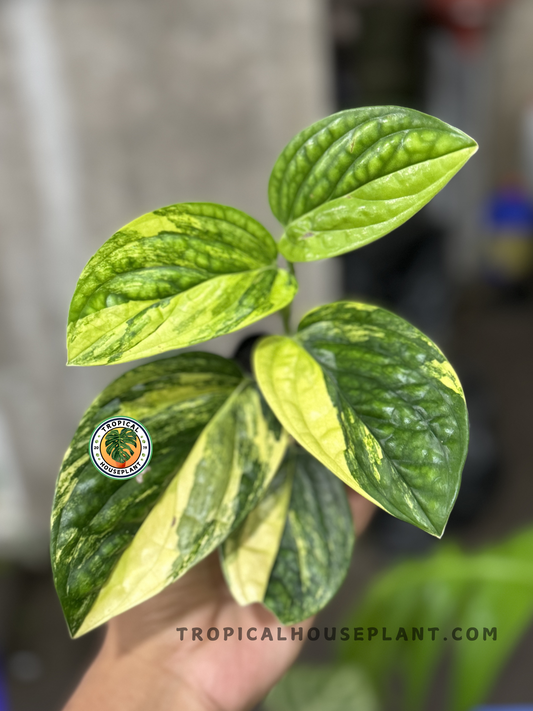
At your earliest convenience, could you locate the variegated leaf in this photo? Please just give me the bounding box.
[67,203,297,365]
[253,302,469,538]
[264,448,354,624]
[269,107,477,262]
[220,463,293,606]
[51,353,287,637]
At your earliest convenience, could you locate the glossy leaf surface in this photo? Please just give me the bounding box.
[341,527,533,711]
[263,448,354,625]
[67,203,297,366]
[51,353,287,637]
[265,664,379,711]
[220,465,293,606]
[269,107,477,261]
[254,302,468,537]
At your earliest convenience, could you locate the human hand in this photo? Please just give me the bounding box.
[64,490,375,711]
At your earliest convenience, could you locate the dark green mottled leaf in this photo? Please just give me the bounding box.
[264,664,379,711]
[51,352,287,637]
[263,448,354,625]
[254,301,469,537]
[269,107,477,262]
[340,527,533,711]
[67,202,297,365]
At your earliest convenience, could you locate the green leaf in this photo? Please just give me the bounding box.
[220,448,354,624]
[263,448,354,625]
[220,462,293,606]
[51,352,287,637]
[269,107,478,262]
[253,301,468,537]
[340,527,533,711]
[67,203,298,366]
[104,428,137,464]
[264,664,379,711]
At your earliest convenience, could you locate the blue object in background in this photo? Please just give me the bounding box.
[475,706,533,710]
[482,183,533,284]
[487,185,533,231]
[0,658,9,711]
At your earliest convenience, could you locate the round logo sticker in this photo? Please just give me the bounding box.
[89,417,152,480]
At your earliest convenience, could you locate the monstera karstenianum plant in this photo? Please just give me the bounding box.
[51,107,477,637]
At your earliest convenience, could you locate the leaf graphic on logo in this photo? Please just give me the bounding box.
[104,428,137,464]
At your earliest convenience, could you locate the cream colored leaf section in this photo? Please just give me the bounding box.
[75,382,287,637]
[423,358,463,396]
[280,148,477,262]
[68,268,297,366]
[253,336,380,506]
[221,470,293,606]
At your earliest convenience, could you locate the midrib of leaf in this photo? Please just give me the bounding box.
[333,381,437,534]
[71,239,277,324]
[327,129,470,204]
[107,265,280,354]
[275,109,401,223]
[298,327,455,463]
[285,149,476,239]
[68,264,283,364]
[280,111,469,224]
[300,318,463,464]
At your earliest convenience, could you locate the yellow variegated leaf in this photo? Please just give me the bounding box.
[51,353,287,637]
[264,448,355,624]
[75,381,287,636]
[67,203,297,365]
[221,447,355,624]
[252,335,377,499]
[253,302,468,538]
[220,465,293,606]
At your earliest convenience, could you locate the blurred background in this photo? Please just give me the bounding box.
[0,0,533,708]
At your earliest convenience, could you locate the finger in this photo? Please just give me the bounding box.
[346,487,376,536]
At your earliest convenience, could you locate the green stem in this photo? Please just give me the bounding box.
[281,303,292,335]
[281,262,295,335]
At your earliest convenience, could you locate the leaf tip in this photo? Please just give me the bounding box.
[424,519,447,539]
[466,138,479,157]
[456,128,478,159]
[66,342,79,366]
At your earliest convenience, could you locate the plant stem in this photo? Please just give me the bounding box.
[281,303,292,335]
[281,261,296,335]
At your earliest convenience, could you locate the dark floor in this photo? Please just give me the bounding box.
[1,565,103,711]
